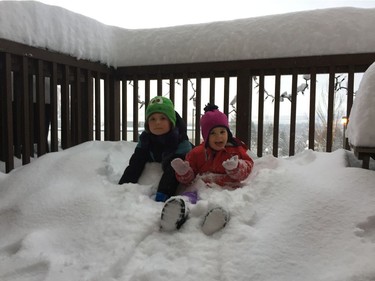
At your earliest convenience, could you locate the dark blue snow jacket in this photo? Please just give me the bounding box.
[118,112,192,200]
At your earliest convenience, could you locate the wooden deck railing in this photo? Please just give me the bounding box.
[0,39,115,172]
[1,38,375,172]
[115,53,375,155]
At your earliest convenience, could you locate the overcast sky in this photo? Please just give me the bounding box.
[31,0,375,29]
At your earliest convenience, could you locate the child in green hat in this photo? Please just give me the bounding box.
[119,96,193,202]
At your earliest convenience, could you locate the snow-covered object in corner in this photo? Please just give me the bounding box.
[347,62,375,147]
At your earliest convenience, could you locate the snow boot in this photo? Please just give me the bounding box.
[160,197,189,231]
[201,206,230,235]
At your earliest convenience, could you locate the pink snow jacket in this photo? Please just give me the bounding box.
[176,138,254,188]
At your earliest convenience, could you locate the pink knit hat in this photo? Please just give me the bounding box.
[200,104,230,143]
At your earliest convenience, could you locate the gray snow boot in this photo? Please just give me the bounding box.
[160,197,189,231]
[201,206,230,235]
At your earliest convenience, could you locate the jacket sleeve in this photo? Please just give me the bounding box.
[118,147,149,184]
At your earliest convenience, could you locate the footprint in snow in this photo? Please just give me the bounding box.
[354,215,375,243]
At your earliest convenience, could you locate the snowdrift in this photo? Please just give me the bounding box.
[1,141,375,281]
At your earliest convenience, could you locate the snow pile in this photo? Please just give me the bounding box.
[1,141,375,281]
[1,3,375,279]
[1,1,375,67]
[115,7,375,66]
[0,1,119,66]
[347,62,375,147]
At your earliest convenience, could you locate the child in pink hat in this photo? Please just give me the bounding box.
[160,104,254,235]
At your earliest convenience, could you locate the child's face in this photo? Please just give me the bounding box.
[208,127,228,151]
[148,113,171,135]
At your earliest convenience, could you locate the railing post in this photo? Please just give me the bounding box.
[169,74,175,102]
[94,72,101,141]
[223,73,230,117]
[209,73,215,105]
[345,66,355,150]
[326,66,335,152]
[236,69,252,148]
[182,74,188,127]
[72,67,81,145]
[308,68,317,150]
[272,70,281,157]
[61,64,71,149]
[195,75,202,146]
[50,62,59,152]
[21,57,31,164]
[289,70,298,156]
[109,73,120,141]
[121,77,128,141]
[257,72,265,157]
[132,77,139,142]
[36,60,47,155]
[104,73,110,141]
[13,68,23,159]
[0,53,14,172]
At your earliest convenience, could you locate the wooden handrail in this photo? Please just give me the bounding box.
[2,39,375,172]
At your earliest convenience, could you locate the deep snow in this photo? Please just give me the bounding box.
[1,2,375,280]
[1,141,375,281]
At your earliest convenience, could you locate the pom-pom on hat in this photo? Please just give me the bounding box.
[200,104,230,143]
[145,96,176,129]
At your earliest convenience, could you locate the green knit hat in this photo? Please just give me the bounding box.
[146,96,176,127]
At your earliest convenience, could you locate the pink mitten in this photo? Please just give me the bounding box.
[222,155,239,171]
[171,158,191,175]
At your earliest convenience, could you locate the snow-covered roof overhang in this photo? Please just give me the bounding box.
[1,1,374,68]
